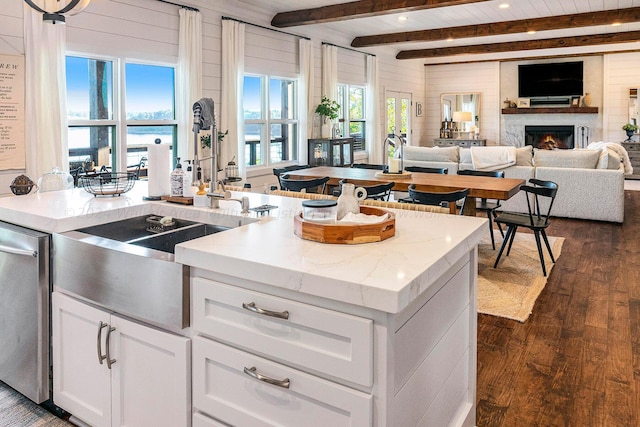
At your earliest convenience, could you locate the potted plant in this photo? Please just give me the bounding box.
[622,123,638,142]
[315,96,340,138]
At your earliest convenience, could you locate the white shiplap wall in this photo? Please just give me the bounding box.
[603,52,640,143]
[0,0,426,193]
[425,62,500,146]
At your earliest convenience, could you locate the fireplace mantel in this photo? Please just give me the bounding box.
[502,107,598,114]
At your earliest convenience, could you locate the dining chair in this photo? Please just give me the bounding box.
[336,179,395,201]
[396,166,448,203]
[405,183,470,215]
[404,166,448,174]
[493,179,559,276]
[273,165,311,189]
[279,174,330,194]
[351,163,387,170]
[457,169,505,249]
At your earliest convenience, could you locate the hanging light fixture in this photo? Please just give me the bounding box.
[24,0,92,24]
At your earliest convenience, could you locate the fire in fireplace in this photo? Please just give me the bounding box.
[525,125,574,149]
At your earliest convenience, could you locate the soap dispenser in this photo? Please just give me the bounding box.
[170,157,185,197]
[183,160,194,197]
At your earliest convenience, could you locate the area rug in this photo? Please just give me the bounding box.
[0,382,70,427]
[477,232,564,322]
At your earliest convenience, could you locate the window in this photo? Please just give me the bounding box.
[243,75,298,167]
[66,56,177,176]
[338,84,366,151]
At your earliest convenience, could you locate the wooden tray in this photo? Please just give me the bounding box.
[161,195,194,205]
[375,171,412,178]
[294,206,395,244]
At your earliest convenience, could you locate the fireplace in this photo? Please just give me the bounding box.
[525,125,574,149]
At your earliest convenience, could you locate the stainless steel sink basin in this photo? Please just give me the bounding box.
[53,214,239,329]
[76,215,230,254]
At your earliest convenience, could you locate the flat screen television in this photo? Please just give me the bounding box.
[518,61,583,97]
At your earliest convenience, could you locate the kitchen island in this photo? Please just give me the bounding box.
[0,182,486,427]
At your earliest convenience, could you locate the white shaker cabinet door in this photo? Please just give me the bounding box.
[52,292,112,427]
[110,314,190,427]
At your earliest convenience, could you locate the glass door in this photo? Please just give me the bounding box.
[386,91,411,144]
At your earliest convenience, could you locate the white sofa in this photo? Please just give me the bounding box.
[401,145,625,223]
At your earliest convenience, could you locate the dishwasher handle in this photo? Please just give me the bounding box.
[0,244,37,257]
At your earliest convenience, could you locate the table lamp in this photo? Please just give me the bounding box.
[452,111,472,138]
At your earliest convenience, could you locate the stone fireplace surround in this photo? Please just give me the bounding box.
[501,113,599,149]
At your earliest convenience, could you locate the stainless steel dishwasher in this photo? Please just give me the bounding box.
[0,221,50,403]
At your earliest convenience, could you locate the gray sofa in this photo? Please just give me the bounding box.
[401,145,625,223]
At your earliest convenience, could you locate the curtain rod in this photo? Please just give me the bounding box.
[322,42,375,57]
[222,16,310,41]
[156,0,199,12]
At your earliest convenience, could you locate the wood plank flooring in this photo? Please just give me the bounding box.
[477,190,640,426]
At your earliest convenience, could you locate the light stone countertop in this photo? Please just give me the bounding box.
[0,181,486,313]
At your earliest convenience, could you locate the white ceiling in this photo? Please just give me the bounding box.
[235,0,640,63]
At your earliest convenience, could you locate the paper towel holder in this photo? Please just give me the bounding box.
[143,138,168,201]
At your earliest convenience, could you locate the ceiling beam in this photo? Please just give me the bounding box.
[271,0,492,28]
[396,30,640,60]
[353,7,640,47]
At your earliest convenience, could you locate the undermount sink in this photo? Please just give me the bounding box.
[53,214,240,329]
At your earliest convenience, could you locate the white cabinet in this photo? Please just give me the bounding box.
[52,292,190,427]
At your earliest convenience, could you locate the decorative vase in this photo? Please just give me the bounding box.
[337,183,367,220]
[321,116,331,139]
[581,93,592,107]
[626,129,635,142]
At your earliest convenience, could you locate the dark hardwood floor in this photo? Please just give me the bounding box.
[476,190,640,426]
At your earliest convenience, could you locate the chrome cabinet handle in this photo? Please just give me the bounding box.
[105,326,117,369]
[242,302,289,320]
[97,322,108,364]
[0,244,37,257]
[243,366,290,389]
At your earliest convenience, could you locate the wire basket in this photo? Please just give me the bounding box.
[79,172,136,196]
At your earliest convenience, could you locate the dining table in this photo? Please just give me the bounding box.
[285,166,525,216]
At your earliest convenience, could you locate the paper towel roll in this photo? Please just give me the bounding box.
[147,143,171,197]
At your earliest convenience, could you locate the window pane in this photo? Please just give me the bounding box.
[126,125,175,173]
[401,98,409,135]
[245,123,263,166]
[244,76,262,120]
[350,87,364,120]
[270,79,295,119]
[66,56,113,120]
[270,123,298,164]
[386,97,396,134]
[349,121,365,151]
[68,126,114,170]
[125,64,175,120]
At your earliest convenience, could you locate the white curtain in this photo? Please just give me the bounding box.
[366,55,382,163]
[299,38,314,164]
[221,20,245,179]
[321,44,338,101]
[176,8,202,163]
[23,5,68,179]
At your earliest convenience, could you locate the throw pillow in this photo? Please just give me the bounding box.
[596,148,622,170]
[533,149,599,169]
[515,146,534,166]
[403,146,459,163]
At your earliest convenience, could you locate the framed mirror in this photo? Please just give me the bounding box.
[629,88,638,126]
[441,93,481,133]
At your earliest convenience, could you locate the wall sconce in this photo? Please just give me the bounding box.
[24,0,92,24]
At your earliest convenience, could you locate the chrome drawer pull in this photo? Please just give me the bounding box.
[0,244,37,257]
[97,322,108,364]
[242,302,289,320]
[243,366,290,389]
[105,326,117,369]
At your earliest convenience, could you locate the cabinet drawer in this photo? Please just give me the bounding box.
[192,278,373,386]
[623,143,640,152]
[193,412,229,427]
[193,337,372,427]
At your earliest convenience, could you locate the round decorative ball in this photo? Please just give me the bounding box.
[9,174,35,195]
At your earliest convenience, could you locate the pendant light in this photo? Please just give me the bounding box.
[24,0,92,24]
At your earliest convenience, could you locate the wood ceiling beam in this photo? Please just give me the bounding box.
[396,30,640,59]
[271,0,492,28]
[353,7,640,47]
